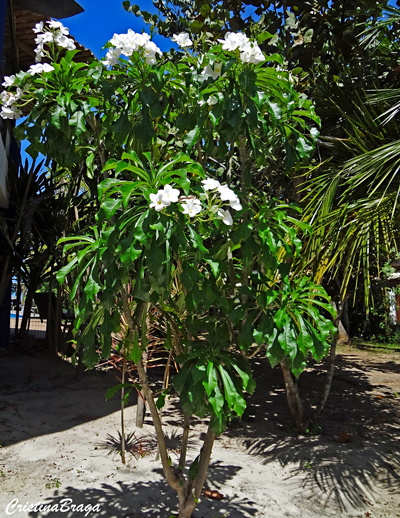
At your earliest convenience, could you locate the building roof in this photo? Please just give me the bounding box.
[4,2,93,77]
[14,0,84,19]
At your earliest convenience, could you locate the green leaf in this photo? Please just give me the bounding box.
[303,28,313,44]
[105,383,134,400]
[156,388,170,410]
[203,361,217,397]
[184,126,200,150]
[180,262,199,292]
[129,330,142,364]
[82,340,99,369]
[296,136,314,158]
[218,365,246,416]
[69,110,86,135]
[147,242,166,275]
[278,320,298,360]
[205,259,219,277]
[57,256,78,284]
[84,269,102,300]
[102,199,121,219]
[189,456,199,480]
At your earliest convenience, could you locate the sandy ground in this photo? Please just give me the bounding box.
[0,343,399,518]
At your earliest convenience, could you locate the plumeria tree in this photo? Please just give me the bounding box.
[1,20,336,517]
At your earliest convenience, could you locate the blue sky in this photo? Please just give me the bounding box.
[63,0,173,57]
[62,0,399,58]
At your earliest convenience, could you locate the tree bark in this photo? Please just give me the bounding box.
[120,286,217,518]
[120,357,126,464]
[179,411,191,470]
[136,348,147,428]
[310,300,344,425]
[280,357,308,432]
[19,282,34,338]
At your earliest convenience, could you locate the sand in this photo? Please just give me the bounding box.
[0,346,399,518]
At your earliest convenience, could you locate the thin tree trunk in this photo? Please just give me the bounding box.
[310,300,344,425]
[178,411,191,470]
[280,357,308,432]
[193,425,216,499]
[155,347,173,461]
[121,357,126,464]
[47,274,53,349]
[136,348,147,428]
[121,286,217,517]
[19,282,34,338]
[54,281,62,354]
[15,273,21,338]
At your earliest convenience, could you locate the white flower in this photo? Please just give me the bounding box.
[34,32,54,59]
[35,32,54,45]
[149,191,170,211]
[181,198,202,217]
[0,105,21,120]
[42,63,55,73]
[161,184,180,203]
[202,62,222,80]
[207,95,218,106]
[218,184,237,202]
[32,21,44,33]
[108,30,162,63]
[2,75,15,88]
[48,20,69,35]
[27,63,55,75]
[1,90,16,106]
[202,178,220,191]
[218,32,250,52]
[240,43,264,64]
[172,33,193,48]
[229,197,242,211]
[110,32,136,55]
[135,32,151,47]
[217,209,233,226]
[103,47,122,67]
[143,40,162,65]
[55,33,76,50]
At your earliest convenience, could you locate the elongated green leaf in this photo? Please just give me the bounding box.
[129,330,142,364]
[105,383,135,400]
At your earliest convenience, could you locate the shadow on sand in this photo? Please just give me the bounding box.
[226,352,400,513]
[27,462,257,518]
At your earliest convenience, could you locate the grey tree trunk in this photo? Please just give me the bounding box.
[136,349,147,428]
[280,357,308,432]
[310,300,344,425]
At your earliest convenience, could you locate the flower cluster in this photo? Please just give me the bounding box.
[33,20,76,62]
[0,63,54,119]
[149,184,180,211]
[218,32,264,65]
[148,178,241,227]
[201,178,242,210]
[201,178,242,226]
[0,86,22,119]
[103,30,162,67]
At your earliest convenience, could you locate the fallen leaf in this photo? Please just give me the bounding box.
[334,432,353,443]
[204,490,224,500]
